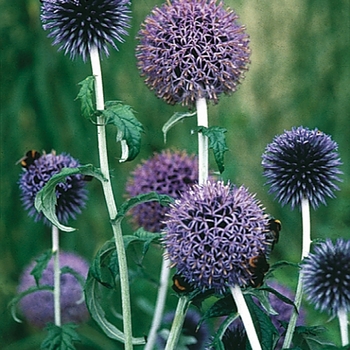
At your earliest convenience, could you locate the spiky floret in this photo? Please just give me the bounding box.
[19,150,88,224]
[302,238,350,315]
[262,126,342,209]
[125,149,198,232]
[41,0,131,61]
[136,0,250,106]
[163,181,268,295]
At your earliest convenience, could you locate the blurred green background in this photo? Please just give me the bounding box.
[1,0,349,348]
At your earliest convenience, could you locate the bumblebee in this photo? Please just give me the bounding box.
[17,150,41,169]
[267,218,281,249]
[247,253,269,288]
[172,274,194,293]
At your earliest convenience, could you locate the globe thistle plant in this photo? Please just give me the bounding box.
[40,0,131,61]
[163,181,269,295]
[19,150,88,224]
[136,0,250,106]
[17,251,90,328]
[126,149,199,232]
[262,126,342,210]
[302,239,350,316]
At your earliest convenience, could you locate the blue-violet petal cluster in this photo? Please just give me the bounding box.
[136,0,250,106]
[262,126,342,209]
[302,238,350,315]
[41,0,131,61]
[19,150,88,224]
[163,181,268,295]
[126,149,198,232]
[18,251,90,328]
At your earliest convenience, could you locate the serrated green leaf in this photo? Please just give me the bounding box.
[9,285,54,323]
[107,230,162,279]
[30,249,53,287]
[133,227,162,255]
[197,126,228,173]
[200,294,237,323]
[34,165,105,232]
[255,286,296,312]
[76,76,95,119]
[244,287,279,316]
[84,271,146,345]
[245,294,279,350]
[90,239,116,289]
[103,101,144,162]
[207,312,239,350]
[41,323,80,350]
[115,191,174,222]
[266,260,299,278]
[162,111,197,143]
[292,325,336,350]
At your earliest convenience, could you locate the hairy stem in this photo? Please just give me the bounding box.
[230,285,262,350]
[196,97,208,185]
[164,296,190,350]
[338,308,349,346]
[282,197,311,348]
[90,45,133,350]
[144,255,170,350]
[52,225,61,327]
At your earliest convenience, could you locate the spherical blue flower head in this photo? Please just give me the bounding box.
[302,238,350,315]
[126,149,199,232]
[41,0,131,61]
[262,126,342,210]
[220,323,246,350]
[136,0,250,106]
[19,151,88,224]
[163,181,269,295]
[17,251,90,328]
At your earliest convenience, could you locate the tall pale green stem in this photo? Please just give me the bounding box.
[144,255,170,350]
[196,97,208,185]
[52,225,61,326]
[164,296,190,350]
[338,308,349,346]
[230,285,262,350]
[89,45,133,350]
[282,197,311,348]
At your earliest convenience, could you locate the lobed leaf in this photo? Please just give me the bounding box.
[76,76,95,120]
[30,249,53,287]
[103,101,144,162]
[245,294,279,350]
[34,165,105,232]
[162,111,197,143]
[40,323,80,350]
[84,271,146,345]
[197,126,228,173]
[9,285,54,323]
[115,191,174,222]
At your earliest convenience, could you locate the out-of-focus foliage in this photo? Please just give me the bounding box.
[1,0,349,348]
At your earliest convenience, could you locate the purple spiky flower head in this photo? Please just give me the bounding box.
[163,181,269,295]
[136,0,250,106]
[262,126,342,210]
[19,150,88,224]
[302,238,350,315]
[40,0,131,61]
[17,251,90,328]
[125,149,199,232]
